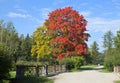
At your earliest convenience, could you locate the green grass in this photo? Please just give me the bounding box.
[9,71,54,83]
[99,67,111,73]
[9,76,54,83]
[114,80,120,83]
[69,65,98,72]
[80,65,98,70]
[9,71,16,78]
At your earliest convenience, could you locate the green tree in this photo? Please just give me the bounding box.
[22,34,33,61]
[0,20,19,63]
[14,34,34,62]
[103,31,115,71]
[0,20,19,55]
[112,30,120,66]
[89,41,99,64]
[114,30,120,50]
[103,31,114,50]
[0,43,12,82]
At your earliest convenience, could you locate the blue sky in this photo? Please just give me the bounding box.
[0,0,120,52]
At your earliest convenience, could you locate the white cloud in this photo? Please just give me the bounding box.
[87,18,120,33]
[112,0,120,10]
[14,5,28,13]
[40,8,52,19]
[80,11,91,17]
[7,12,30,18]
[86,17,120,51]
[7,12,41,25]
[32,7,53,25]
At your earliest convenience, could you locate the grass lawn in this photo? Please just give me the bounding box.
[80,65,98,70]
[99,68,111,73]
[114,80,120,83]
[9,71,16,78]
[69,65,98,72]
[9,76,54,83]
[9,71,54,83]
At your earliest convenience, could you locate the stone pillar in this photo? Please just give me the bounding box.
[59,65,62,72]
[34,66,39,77]
[16,65,25,78]
[53,64,56,73]
[42,65,48,76]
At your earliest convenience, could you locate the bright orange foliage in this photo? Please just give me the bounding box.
[45,7,89,60]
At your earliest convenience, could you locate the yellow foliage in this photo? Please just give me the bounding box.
[31,25,51,59]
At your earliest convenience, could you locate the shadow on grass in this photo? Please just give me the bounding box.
[9,76,54,83]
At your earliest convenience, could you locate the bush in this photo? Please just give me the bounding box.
[59,56,84,70]
[9,76,53,83]
[0,43,12,82]
[59,57,74,70]
[104,55,114,71]
[104,52,120,71]
[71,56,84,69]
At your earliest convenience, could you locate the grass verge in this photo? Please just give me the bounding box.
[9,76,54,83]
[99,68,111,73]
[80,65,98,70]
[114,80,120,83]
[9,71,16,78]
[69,65,98,72]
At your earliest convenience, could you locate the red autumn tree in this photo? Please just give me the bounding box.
[45,7,89,60]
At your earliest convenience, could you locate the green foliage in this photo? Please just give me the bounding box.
[71,56,84,69]
[9,76,54,83]
[112,52,120,66]
[0,20,19,63]
[99,68,110,73]
[0,43,12,81]
[59,56,84,70]
[103,31,114,50]
[114,30,120,50]
[9,71,16,78]
[15,34,33,62]
[16,61,43,66]
[114,80,120,83]
[104,55,114,71]
[89,41,100,64]
[59,57,74,70]
[103,30,120,71]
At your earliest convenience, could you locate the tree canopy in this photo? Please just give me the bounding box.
[31,25,51,59]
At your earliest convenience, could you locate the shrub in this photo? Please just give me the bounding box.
[104,51,120,71]
[59,57,74,70]
[9,76,53,83]
[0,43,12,82]
[59,56,84,70]
[104,56,113,71]
[71,56,84,69]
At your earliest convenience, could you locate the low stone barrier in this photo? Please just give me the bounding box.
[16,65,66,78]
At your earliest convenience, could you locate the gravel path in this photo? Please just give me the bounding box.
[49,66,120,83]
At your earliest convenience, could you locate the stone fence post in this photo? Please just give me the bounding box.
[42,65,48,76]
[34,66,39,77]
[16,65,25,78]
